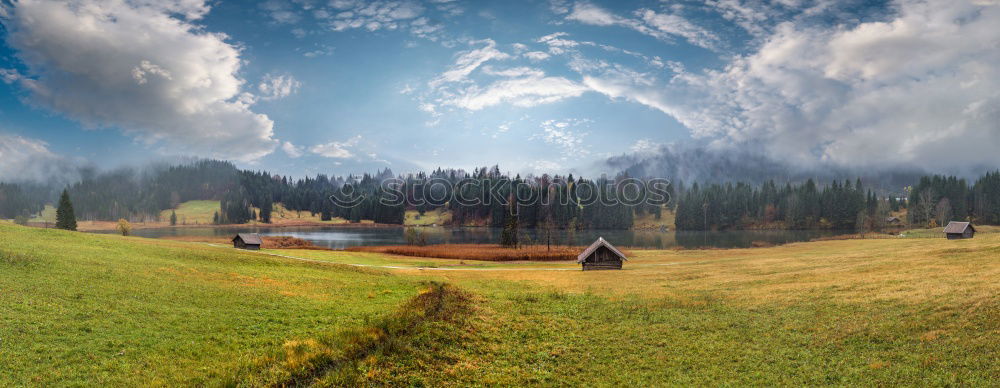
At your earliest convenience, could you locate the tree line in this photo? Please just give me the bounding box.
[0,160,670,230]
[907,172,1000,227]
[5,159,998,232]
[674,179,897,231]
[675,170,1000,232]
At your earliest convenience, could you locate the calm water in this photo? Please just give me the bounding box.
[116,226,845,250]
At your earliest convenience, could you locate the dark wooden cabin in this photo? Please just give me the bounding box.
[943,222,975,239]
[577,237,627,270]
[233,233,263,250]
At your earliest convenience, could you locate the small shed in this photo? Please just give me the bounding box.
[577,237,627,271]
[233,233,263,250]
[943,222,975,240]
[885,216,901,225]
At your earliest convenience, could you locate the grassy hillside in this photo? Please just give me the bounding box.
[0,223,420,385]
[404,208,451,226]
[29,204,56,223]
[632,207,675,229]
[2,224,998,385]
[158,200,220,225]
[267,203,349,225]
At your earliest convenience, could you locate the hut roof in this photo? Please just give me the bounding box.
[233,233,263,245]
[943,222,975,234]
[577,237,627,263]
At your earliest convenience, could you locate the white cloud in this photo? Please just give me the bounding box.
[257,73,302,100]
[429,40,510,88]
[630,139,662,154]
[482,66,546,78]
[302,44,334,58]
[443,75,589,110]
[261,0,301,24]
[537,32,586,55]
[566,2,621,26]
[281,141,304,158]
[421,39,590,111]
[565,2,718,50]
[523,51,551,61]
[494,123,510,138]
[0,68,21,84]
[637,9,719,50]
[0,133,74,182]
[549,0,571,15]
[326,0,444,39]
[705,0,773,38]
[1,0,278,162]
[532,119,592,158]
[311,135,362,158]
[666,0,1000,171]
[582,72,679,118]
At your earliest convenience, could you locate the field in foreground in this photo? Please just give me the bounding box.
[2,223,998,385]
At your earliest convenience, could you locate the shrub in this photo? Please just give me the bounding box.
[117,219,132,236]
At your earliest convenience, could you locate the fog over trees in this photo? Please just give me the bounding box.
[1,159,998,233]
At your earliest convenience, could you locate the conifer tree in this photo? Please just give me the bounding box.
[170,210,178,226]
[55,189,78,231]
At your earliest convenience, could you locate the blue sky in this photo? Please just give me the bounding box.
[2,0,999,181]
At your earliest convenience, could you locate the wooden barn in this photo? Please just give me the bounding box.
[943,222,975,240]
[577,237,627,270]
[233,233,263,250]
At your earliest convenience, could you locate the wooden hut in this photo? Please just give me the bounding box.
[577,237,627,270]
[943,222,975,239]
[233,233,263,250]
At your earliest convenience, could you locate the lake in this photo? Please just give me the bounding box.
[118,226,846,250]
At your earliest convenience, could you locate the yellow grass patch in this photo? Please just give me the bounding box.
[390,234,1000,307]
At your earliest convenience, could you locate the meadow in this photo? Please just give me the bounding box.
[347,243,586,261]
[1,223,998,385]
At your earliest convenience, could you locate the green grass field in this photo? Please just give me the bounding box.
[2,223,998,385]
[159,200,221,225]
[158,201,350,226]
[404,208,451,226]
[28,204,56,223]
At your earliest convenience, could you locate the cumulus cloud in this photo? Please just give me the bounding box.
[0,133,76,182]
[257,73,302,101]
[281,141,304,158]
[1,0,278,162]
[666,0,1000,171]
[310,135,362,158]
